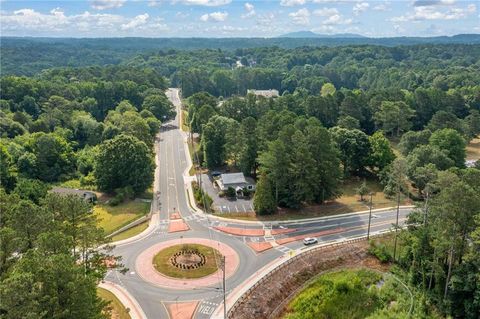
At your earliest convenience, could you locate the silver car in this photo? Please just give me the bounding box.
[303,237,318,245]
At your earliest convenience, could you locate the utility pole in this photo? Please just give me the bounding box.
[393,189,401,262]
[423,190,429,226]
[367,192,373,240]
[222,255,227,319]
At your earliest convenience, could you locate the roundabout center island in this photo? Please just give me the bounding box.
[153,244,222,279]
[135,238,240,290]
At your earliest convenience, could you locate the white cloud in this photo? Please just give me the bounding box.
[121,13,149,30]
[353,2,369,16]
[373,3,388,11]
[205,25,247,34]
[0,8,169,36]
[413,0,456,7]
[313,7,339,16]
[148,0,161,7]
[323,14,352,25]
[391,4,476,22]
[175,11,190,19]
[172,0,231,6]
[313,0,361,3]
[312,7,352,25]
[241,2,256,18]
[281,0,306,7]
[256,12,275,26]
[289,8,310,25]
[200,11,228,22]
[90,0,125,10]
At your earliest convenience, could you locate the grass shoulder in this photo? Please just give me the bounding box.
[111,221,149,241]
[95,199,150,235]
[97,288,131,319]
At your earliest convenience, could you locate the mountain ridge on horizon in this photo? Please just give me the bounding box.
[277,31,367,38]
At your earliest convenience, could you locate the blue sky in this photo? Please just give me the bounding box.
[0,0,478,37]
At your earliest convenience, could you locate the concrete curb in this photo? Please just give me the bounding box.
[99,281,147,319]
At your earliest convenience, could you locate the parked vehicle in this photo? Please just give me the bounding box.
[211,171,222,178]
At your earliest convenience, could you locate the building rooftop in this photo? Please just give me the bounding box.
[50,187,96,199]
[220,173,247,185]
[247,89,279,98]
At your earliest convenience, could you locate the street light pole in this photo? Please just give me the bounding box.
[222,255,227,319]
[367,192,373,240]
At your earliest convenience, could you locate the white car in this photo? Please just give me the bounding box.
[303,237,318,245]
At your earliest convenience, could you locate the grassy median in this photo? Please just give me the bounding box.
[97,288,131,319]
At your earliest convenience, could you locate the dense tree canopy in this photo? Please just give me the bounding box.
[95,134,154,194]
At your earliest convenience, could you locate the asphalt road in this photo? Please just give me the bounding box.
[103,88,412,319]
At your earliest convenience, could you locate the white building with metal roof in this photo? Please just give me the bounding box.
[215,173,255,192]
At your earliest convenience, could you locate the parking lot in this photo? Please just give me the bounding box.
[200,174,255,214]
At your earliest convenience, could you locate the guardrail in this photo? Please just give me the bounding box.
[227,232,388,318]
[106,199,155,238]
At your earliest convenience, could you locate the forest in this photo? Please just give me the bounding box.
[1,41,480,318]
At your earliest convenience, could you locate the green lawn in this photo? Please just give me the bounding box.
[111,221,149,241]
[284,269,383,319]
[97,288,131,319]
[466,135,480,160]
[181,110,189,132]
[95,200,150,235]
[152,244,221,279]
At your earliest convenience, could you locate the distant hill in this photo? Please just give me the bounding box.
[278,31,366,38]
[2,34,480,75]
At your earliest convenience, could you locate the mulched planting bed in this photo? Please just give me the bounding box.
[152,244,222,279]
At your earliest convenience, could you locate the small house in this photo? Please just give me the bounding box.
[50,187,97,203]
[247,89,279,98]
[215,173,255,194]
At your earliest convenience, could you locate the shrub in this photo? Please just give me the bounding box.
[192,181,213,211]
[110,186,134,206]
[225,186,236,198]
[368,240,392,263]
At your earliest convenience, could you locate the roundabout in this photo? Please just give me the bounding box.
[152,244,221,279]
[135,238,240,290]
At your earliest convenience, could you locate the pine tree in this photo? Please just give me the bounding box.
[253,173,276,215]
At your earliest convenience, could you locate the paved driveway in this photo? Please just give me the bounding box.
[200,174,254,214]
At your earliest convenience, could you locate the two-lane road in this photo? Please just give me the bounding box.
[103,88,412,319]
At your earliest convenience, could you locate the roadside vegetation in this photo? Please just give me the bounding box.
[95,200,150,235]
[1,41,479,318]
[97,288,131,319]
[283,268,441,319]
